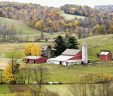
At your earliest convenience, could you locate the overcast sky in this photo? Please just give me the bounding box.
[0,0,113,7]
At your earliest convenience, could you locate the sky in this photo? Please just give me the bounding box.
[0,0,113,7]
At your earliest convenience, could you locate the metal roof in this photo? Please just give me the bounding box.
[100,52,110,55]
[25,56,41,59]
[48,55,74,61]
[61,49,81,56]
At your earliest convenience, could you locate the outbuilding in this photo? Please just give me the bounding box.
[99,51,112,61]
[25,56,47,64]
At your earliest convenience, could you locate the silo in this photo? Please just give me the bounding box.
[82,44,88,64]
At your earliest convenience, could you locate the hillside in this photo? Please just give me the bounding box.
[79,34,113,62]
[0,17,47,35]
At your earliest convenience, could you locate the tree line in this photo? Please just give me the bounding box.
[0,2,113,40]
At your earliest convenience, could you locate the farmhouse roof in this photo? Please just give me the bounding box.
[25,56,41,59]
[100,51,110,55]
[61,49,81,56]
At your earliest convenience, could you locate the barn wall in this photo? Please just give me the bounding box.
[107,53,112,61]
[25,57,47,64]
[69,51,82,60]
[100,55,107,61]
[36,57,47,63]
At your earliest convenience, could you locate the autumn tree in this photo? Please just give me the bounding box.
[24,43,42,56]
[31,44,42,56]
[93,24,105,35]
[108,23,113,34]
[6,51,23,74]
[3,64,16,84]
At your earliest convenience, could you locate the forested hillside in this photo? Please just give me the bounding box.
[0,2,113,40]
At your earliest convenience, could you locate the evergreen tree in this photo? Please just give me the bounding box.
[64,34,70,45]
[67,36,79,49]
[54,35,67,56]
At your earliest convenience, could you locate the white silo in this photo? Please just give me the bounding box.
[82,44,88,64]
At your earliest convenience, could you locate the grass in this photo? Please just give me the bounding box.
[0,85,10,94]
[0,17,48,35]
[79,34,113,62]
[61,11,85,20]
[46,85,72,96]
[0,17,65,39]
[17,63,113,83]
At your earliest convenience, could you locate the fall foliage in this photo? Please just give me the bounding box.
[3,64,15,84]
[24,43,42,56]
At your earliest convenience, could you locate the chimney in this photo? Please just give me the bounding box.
[82,44,88,64]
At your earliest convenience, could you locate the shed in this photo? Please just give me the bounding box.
[25,56,47,64]
[99,51,112,61]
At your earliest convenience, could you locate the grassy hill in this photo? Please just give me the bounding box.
[61,11,85,20]
[79,34,113,62]
[0,17,65,39]
[0,17,48,35]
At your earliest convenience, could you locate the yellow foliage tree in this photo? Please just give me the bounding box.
[24,43,34,56]
[35,20,43,30]
[24,43,42,56]
[31,44,42,56]
[3,64,15,84]
[108,23,113,34]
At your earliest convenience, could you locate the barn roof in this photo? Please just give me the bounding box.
[25,56,41,59]
[100,51,110,55]
[48,55,74,61]
[61,49,81,56]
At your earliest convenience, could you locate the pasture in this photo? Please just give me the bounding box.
[61,11,85,20]
[0,17,66,41]
[0,35,113,95]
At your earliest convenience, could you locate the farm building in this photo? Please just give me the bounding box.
[47,44,88,66]
[42,46,56,58]
[99,50,112,61]
[25,56,47,64]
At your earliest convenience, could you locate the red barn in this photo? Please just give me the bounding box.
[25,56,47,64]
[99,51,112,61]
[47,49,82,65]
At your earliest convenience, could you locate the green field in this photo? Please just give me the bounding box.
[0,17,46,35]
[61,11,85,20]
[79,34,113,62]
[0,17,68,41]
[25,63,113,83]
[0,85,10,94]
[0,62,113,96]
[0,34,113,62]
